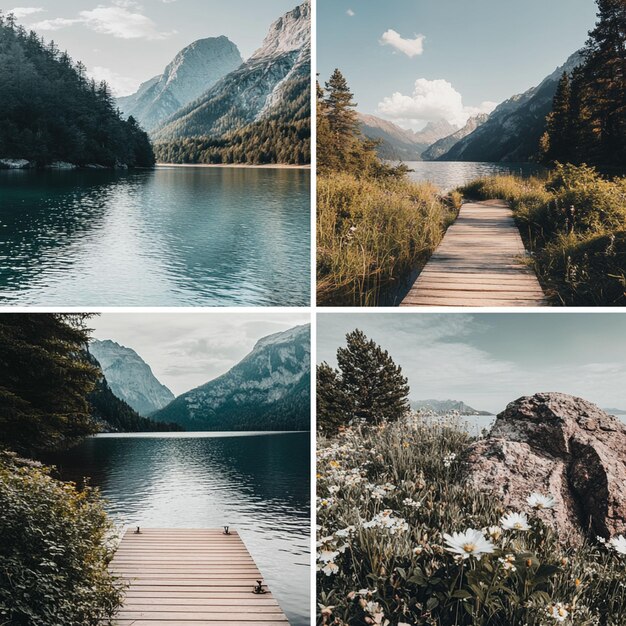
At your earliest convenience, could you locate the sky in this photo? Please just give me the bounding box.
[318,0,598,130]
[90,312,310,396]
[4,0,298,95]
[317,313,626,414]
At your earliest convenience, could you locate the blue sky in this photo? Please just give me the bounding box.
[318,313,626,414]
[5,0,298,95]
[318,0,598,129]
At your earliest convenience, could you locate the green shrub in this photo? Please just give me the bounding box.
[0,452,124,626]
[317,417,626,625]
[317,172,456,306]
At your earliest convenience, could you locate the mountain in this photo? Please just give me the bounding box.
[85,351,182,433]
[89,339,174,416]
[411,399,493,416]
[438,51,584,162]
[358,114,457,161]
[117,37,243,132]
[151,2,310,165]
[604,407,626,415]
[152,325,310,431]
[422,114,490,160]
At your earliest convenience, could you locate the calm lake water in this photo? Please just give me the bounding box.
[45,431,310,626]
[403,161,547,192]
[0,166,310,306]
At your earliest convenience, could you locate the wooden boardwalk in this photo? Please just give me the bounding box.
[109,528,289,626]
[401,199,546,307]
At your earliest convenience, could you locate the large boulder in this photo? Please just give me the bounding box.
[465,393,626,542]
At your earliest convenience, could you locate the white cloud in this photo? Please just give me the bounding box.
[378,78,497,128]
[380,29,424,58]
[32,5,173,40]
[88,65,139,97]
[346,8,355,17]
[8,6,44,19]
[162,0,178,3]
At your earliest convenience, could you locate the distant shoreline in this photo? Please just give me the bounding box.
[157,163,311,170]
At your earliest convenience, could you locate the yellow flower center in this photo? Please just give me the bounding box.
[558,608,567,617]
[514,522,523,529]
[463,543,476,553]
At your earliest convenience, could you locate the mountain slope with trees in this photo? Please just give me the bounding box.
[0,12,154,168]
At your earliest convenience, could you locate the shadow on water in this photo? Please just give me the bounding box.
[0,167,310,306]
[45,431,310,626]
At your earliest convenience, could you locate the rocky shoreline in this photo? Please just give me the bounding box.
[0,158,131,171]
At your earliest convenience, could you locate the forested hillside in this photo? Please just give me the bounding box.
[541,0,625,169]
[0,12,154,167]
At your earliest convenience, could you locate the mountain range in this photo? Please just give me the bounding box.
[411,399,493,416]
[152,325,310,431]
[91,325,310,432]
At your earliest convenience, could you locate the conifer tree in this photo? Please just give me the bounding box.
[319,330,410,428]
[0,314,100,455]
[317,362,351,435]
[543,72,573,163]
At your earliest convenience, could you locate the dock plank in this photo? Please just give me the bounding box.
[401,199,546,307]
[109,528,288,625]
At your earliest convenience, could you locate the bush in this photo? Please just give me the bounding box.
[0,452,124,625]
[317,416,626,625]
[317,172,456,306]
[459,164,626,306]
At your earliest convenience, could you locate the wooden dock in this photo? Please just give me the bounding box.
[401,199,546,307]
[109,528,289,625]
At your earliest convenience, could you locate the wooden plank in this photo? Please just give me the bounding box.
[109,528,287,626]
[401,199,546,307]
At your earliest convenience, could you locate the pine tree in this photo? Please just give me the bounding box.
[317,362,351,435]
[543,72,573,163]
[0,314,100,455]
[333,329,410,425]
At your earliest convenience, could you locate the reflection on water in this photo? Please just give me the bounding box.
[402,161,548,192]
[45,431,310,626]
[0,167,310,306]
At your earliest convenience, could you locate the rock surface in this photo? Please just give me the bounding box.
[0,158,32,169]
[422,113,489,160]
[90,339,174,416]
[465,393,626,541]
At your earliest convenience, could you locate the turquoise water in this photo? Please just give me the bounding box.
[45,431,311,626]
[0,166,310,306]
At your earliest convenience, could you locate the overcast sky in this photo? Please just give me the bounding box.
[318,313,626,414]
[318,0,598,130]
[6,0,298,95]
[90,312,310,396]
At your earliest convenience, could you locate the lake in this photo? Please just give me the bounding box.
[45,431,311,626]
[402,161,547,192]
[0,166,310,306]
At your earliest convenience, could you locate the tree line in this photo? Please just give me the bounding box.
[0,11,154,167]
[541,0,625,170]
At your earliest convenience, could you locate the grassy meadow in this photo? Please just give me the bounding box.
[317,173,460,306]
[460,164,626,306]
[317,415,626,626]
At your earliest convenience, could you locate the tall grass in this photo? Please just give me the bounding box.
[459,164,626,306]
[317,172,459,306]
[317,416,626,626]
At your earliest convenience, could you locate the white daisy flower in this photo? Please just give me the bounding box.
[319,561,339,576]
[443,528,495,560]
[485,525,502,541]
[500,512,531,531]
[609,535,626,555]
[527,492,557,510]
[546,602,569,621]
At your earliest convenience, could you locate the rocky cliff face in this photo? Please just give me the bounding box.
[438,51,584,162]
[152,1,310,141]
[89,339,174,416]
[117,37,243,132]
[422,113,489,160]
[152,324,310,431]
[465,393,626,542]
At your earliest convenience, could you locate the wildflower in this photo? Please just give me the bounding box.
[498,553,516,572]
[443,453,457,468]
[486,525,502,541]
[501,512,531,531]
[402,497,421,508]
[609,535,626,555]
[596,535,607,544]
[527,492,557,510]
[546,602,569,622]
[413,546,423,556]
[334,526,355,538]
[443,529,495,561]
[319,561,339,576]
